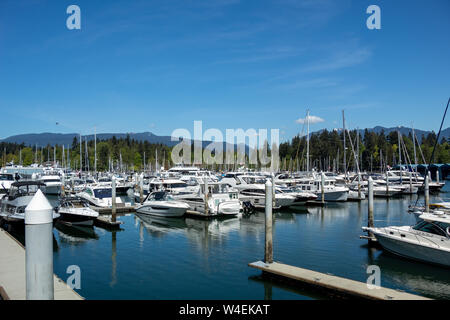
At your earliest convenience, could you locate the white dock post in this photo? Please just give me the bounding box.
[367,177,374,239]
[358,172,362,200]
[139,173,144,205]
[409,171,413,194]
[425,175,429,213]
[25,189,54,300]
[61,173,65,197]
[204,178,209,215]
[265,179,273,264]
[112,177,117,222]
[321,172,325,204]
[436,170,440,184]
[385,170,389,198]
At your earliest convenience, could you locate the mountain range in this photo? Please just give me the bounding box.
[1,126,449,147]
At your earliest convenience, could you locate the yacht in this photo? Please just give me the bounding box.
[363,212,450,267]
[175,182,242,216]
[57,196,99,226]
[136,191,190,217]
[294,177,349,202]
[76,185,123,208]
[0,181,60,223]
[237,184,296,210]
[0,173,16,201]
[277,186,318,207]
[39,175,62,195]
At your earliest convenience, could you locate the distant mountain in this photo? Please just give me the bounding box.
[315,126,450,143]
[0,132,250,154]
[1,126,448,149]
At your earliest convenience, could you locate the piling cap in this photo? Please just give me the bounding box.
[265,179,272,186]
[25,189,53,225]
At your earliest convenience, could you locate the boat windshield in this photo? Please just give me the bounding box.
[94,188,112,199]
[149,192,173,201]
[0,174,14,181]
[413,221,447,237]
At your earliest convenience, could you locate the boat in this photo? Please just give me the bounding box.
[0,173,16,201]
[0,181,60,223]
[39,174,62,195]
[277,186,318,207]
[363,212,450,267]
[57,196,99,226]
[76,185,123,208]
[136,191,190,217]
[175,182,242,216]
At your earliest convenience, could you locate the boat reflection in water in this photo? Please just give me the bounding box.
[55,221,99,244]
[366,248,450,299]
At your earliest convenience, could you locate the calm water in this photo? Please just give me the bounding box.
[4,183,450,299]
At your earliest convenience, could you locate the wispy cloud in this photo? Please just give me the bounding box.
[296,115,325,124]
[302,48,372,73]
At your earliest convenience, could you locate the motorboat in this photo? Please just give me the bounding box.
[76,185,123,208]
[39,175,62,195]
[175,182,242,216]
[363,212,450,267]
[0,173,16,201]
[237,184,296,210]
[136,191,190,217]
[277,186,318,207]
[57,196,99,226]
[0,181,60,223]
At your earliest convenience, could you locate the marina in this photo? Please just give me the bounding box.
[0,178,448,300]
[0,0,449,306]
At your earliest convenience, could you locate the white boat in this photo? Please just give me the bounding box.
[39,175,62,195]
[294,178,349,202]
[0,173,16,200]
[237,184,296,209]
[0,181,60,223]
[277,186,318,207]
[363,212,450,267]
[175,182,242,216]
[76,185,123,208]
[136,191,190,217]
[58,197,99,226]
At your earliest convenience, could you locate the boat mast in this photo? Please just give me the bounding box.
[412,124,417,171]
[398,128,402,183]
[94,127,97,175]
[306,109,310,175]
[80,134,82,173]
[342,110,346,178]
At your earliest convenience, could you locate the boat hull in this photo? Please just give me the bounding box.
[375,233,450,267]
[136,204,188,217]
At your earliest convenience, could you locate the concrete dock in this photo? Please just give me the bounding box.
[0,228,83,300]
[249,261,430,300]
[91,204,136,214]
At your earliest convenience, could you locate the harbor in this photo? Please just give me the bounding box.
[0,0,449,306]
[0,180,448,300]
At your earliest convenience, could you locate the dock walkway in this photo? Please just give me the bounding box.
[249,261,430,300]
[0,228,83,300]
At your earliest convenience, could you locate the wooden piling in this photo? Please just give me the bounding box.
[265,180,273,264]
[111,177,117,223]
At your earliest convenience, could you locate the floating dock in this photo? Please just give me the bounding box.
[185,210,222,219]
[249,261,430,300]
[94,216,124,229]
[0,228,83,300]
[90,204,136,214]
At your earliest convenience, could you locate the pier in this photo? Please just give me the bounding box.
[0,227,83,300]
[248,179,431,300]
[249,261,429,300]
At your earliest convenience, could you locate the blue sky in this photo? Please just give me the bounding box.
[0,0,449,142]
